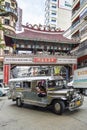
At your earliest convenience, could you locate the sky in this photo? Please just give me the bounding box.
[16,0,45,25]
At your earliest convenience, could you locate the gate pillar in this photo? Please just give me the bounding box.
[72,64,77,75]
[3,64,10,85]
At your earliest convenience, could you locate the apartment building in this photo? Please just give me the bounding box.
[16,7,22,31]
[45,0,72,30]
[71,0,87,67]
[0,0,18,81]
[0,0,18,54]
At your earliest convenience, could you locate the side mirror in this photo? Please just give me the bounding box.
[83,89,87,96]
[78,88,87,96]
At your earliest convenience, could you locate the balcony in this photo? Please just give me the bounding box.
[0,6,7,16]
[80,26,87,42]
[72,1,87,21]
[0,7,18,20]
[71,19,86,35]
[72,0,79,9]
[0,5,4,11]
[84,15,87,20]
[77,40,87,57]
[72,9,80,21]
[80,7,87,20]
[80,26,87,36]
[71,20,80,34]
[72,36,80,42]
[80,0,87,8]
[5,7,17,15]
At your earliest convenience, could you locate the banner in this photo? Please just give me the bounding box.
[58,0,72,10]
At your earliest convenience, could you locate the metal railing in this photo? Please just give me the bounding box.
[72,0,87,20]
[72,0,79,8]
[4,7,17,16]
[3,53,77,59]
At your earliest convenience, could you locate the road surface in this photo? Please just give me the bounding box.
[0,96,87,130]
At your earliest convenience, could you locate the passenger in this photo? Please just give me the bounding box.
[36,82,46,97]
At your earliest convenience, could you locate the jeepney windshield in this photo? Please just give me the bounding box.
[48,79,65,89]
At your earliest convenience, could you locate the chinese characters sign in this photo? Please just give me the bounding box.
[33,58,57,63]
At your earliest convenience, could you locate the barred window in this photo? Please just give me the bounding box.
[4,19,10,25]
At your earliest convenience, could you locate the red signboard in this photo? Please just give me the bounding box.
[3,65,10,85]
[33,57,57,63]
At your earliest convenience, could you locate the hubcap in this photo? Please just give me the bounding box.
[55,103,61,112]
[18,99,21,106]
[0,91,3,96]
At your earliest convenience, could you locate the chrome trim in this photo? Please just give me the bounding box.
[23,99,47,107]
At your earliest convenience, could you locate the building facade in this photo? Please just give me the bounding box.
[45,0,72,30]
[71,0,87,68]
[0,0,18,81]
[0,0,18,54]
[16,7,22,31]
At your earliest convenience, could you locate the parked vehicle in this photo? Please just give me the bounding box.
[67,75,73,88]
[8,76,83,115]
[0,83,9,96]
[73,67,87,95]
[67,80,73,88]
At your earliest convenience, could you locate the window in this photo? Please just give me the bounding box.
[23,82,31,88]
[14,22,16,28]
[11,2,15,7]
[51,11,56,15]
[51,4,57,8]
[52,0,57,1]
[0,84,2,88]
[50,24,56,28]
[5,2,10,8]
[4,50,9,54]
[4,19,10,25]
[51,18,56,22]
[21,44,24,48]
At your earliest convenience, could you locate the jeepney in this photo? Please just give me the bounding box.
[8,76,83,115]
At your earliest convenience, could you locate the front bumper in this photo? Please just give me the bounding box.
[69,94,84,111]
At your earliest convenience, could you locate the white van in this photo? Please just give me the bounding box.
[0,83,9,96]
[67,76,73,88]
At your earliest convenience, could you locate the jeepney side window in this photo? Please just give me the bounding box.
[50,80,64,89]
[23,81,31,88]
[48,80,56,88]
[15,82,21,88]
[56,80,64,88]
[9,82,16,90]
[58,80,63,87]
[31,80,37,91]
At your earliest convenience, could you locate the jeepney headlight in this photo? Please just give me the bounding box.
[66,90,74,98]
[66,92,70,97]
[69,89,74,94]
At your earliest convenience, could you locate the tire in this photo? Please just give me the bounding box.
[16,98,23,107]
[52,100,65,115]
[0,91,3,97]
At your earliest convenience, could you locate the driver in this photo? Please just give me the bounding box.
[36,82,46,97]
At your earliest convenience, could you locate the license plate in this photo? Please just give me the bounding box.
[76,101,81,105]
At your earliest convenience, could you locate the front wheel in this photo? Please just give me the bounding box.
[52,100,65,115]
[0,91,3,97]
[16,98,23,107]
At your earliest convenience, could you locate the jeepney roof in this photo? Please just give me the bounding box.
[9,76,63,82]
